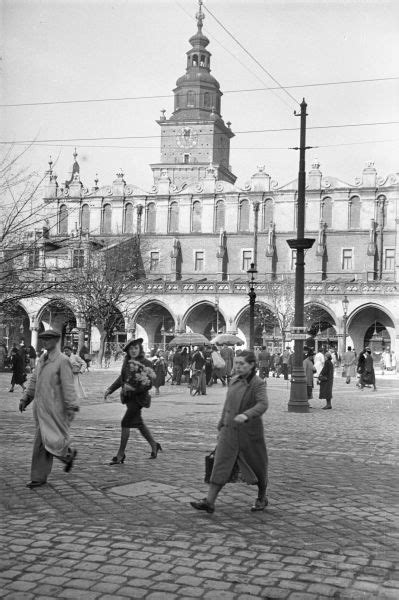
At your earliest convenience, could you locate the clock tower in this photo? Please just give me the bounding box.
[150,0,236,187]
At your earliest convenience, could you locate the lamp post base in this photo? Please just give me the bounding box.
[288,366,310,413]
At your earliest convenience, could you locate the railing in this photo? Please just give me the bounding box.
[129,279,398,296]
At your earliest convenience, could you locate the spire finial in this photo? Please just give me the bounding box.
[73,147,78,161]
[48,156,53,173]
[196,0,205,31]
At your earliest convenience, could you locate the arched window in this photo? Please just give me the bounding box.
[102,204,112,234]
[215,200,225,231]
[262,199,273,230]
[238,199,250,231]
[81,204,90,232]
[200,54,206,67]
[124,203,134,233]
[187,91,195,107]
[146,202,156,233]
[348,196,360,229]
[169,202,179,232]
[192,54,198,67]
[58,204,68,234]
[204,92,211,107]
[321,197,332,228]
[376,195,387,228]
[192,201,202,232]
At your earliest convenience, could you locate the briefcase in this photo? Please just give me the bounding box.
[204,449,239,484]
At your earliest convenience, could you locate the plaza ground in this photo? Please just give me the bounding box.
[0,368,398,600]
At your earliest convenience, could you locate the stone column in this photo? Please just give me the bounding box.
[30,320,39,351]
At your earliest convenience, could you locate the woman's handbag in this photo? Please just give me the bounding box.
[204,449,239,484]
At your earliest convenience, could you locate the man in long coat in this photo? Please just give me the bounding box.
[220,343,234,381]
[19,329,79,488]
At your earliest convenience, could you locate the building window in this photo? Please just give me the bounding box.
[342,248,353,270]
[200,54,206,67]
[150,251,160,272]
[184,154,190,164]
[376,196,387,227]
[81,204,90,232]
[28,249,40,269]
[102,204,112,234]
[169,202,179,232]
[242,250,253,272]
[215,200,225,231]
[238,199,250,231]
[58,204,68,234]
[72,248,85,268]
[192,55,198,67]
[192,201,202,232]
[385,248,395,271]
[187,90,195,107]
[194,251,204,272]
[124,203,134,234]
[290,249,297,270]
[146,202,156,233]
[262,199,273,230]
[348,196,360,229]
[321,197,332,227]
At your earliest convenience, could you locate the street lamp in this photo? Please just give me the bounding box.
[160,319,166,351]
[342,294,349,354]
[247,262,258,350]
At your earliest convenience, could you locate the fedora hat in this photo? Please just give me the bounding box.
[38,329,61,339]
[123,337,143,352]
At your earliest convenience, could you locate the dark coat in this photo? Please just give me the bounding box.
[210,374,268,487]
[153,357,167,388]
[11,352,26,385]
[318,359,334,400]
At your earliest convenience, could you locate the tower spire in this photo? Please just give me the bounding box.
[196,0,205,31]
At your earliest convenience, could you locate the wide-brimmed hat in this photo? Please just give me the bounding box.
[123,337,143,352]
[38,329,61,339]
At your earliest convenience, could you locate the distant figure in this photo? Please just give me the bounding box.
[220,343,235,382]
[314,349,325,377]
[26,345,37,371]
[172,347,184,385]
[63,345,87,400]
[281,347,291,380]
[360,348,376,391]
[318,351,334,409]
[153,350,168,395]
[258,346,271,379]
[104,347,112,368]
[79,343,91,371]
[303,350,316,400]
[211,345,226,386]
[191,346,207,395]
[342,346,357,384]
[9,347,26,393]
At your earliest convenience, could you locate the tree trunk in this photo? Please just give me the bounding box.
[98,331,107,368]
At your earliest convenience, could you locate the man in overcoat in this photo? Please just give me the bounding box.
[19,329,79,488]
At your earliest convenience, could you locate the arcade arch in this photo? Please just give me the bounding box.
[304,302,337,351]
[236,302,278,349]
[183,301,226,339]
[347,303,395,357]
[133,301,175,350]
[0,303,31,349]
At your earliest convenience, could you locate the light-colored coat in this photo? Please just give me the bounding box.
[342,350,357,377]
[303,357,316,386]
[211,374,268,486]
[24,350,78,456]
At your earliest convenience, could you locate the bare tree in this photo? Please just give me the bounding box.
[255,279,296,347]
[62,236,147,366]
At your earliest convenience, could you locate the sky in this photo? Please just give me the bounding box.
[1,0,399,192]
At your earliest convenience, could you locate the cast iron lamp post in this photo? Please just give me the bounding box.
[342,295,349,353]
[247,262,258,351]
[160,319,166,351]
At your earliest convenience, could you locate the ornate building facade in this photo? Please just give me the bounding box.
[2,4,399,363]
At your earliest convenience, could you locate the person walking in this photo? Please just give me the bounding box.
[314,348,325,377]
[211,345,226,386]
[191,346,207,395]
[104,338,162,464]
[258,346,271,379]
[79,342,91,371]
[19,329,79,488]
[190,350,269,514]
[303,350,316,400]
[281,347,291,380]
[360,347,377,391]
[9,346,26,392]
[63,345,87,400]
[153,350,167,395]
[26,345,37,371]
[171,347,184,385]
[342,346,357,384]
[220,343,234,382]
[317,351,334,409]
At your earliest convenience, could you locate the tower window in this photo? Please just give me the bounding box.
[102,204,112,234]
[215,200,225,231]
[81,203,90,232]
[146,202,156,233]
[184,154,190,164]
[348,196,361,229]
[124,203,134,233]
[192,54,198,67]
[169,202,179,232]
[195,251,204,272]
[238,199,250,232]
[187,91,195,107]
[58,204,68,235]
[192,201,202,232]
[200,54,206,67]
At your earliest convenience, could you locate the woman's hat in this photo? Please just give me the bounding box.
[123,337,143,352]
[38,329,61,339]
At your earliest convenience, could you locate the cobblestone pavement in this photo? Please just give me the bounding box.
[1,369,398,600]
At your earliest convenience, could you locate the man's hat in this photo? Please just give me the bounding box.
[38,329,61,340]
[123,337,143,352]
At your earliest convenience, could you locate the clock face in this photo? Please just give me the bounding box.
[176,127,198,148]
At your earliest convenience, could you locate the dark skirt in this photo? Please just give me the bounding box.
[121,395,143,428]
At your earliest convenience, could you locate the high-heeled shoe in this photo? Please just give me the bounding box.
[149,443,162,459]
[109,454,126,465]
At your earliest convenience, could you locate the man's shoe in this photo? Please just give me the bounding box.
[190,498,215,514]
[322,405,332,410]
[251,497,268,511]
[26,481,46,488]
[64,449,77,473]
